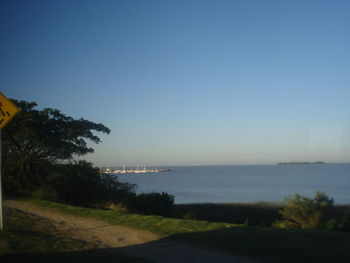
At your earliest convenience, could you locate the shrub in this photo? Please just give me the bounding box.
[3,157,53,196]
[30,187,58,201]
[325,216,350,231]
[127,192,174,215]
[275,191,336,229]
[50,160,135,207]
[182,210,197,220]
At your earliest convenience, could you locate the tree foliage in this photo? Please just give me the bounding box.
[275,191,336,229]
[3,99,110,193]
[50,160,135,207]
[4,99,110,160]
[127,192,174,215]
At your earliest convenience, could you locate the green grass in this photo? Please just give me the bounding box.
[0,207,151,263]
[172,202,283,226]
[27,198,235,236]
[13,199,350,263]
[173,202,350,227]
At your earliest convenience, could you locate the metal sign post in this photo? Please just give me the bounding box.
[0,129,2,230]
[0,92,20,230]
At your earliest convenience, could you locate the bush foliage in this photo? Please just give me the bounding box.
[127,192,174,215]
[51,161,136,207]
[275,191,342,230]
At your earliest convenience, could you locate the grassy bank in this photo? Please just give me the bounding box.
[0,207,151,263]
[172,202,283,226]
[173,202,350,227]
[27,198,234,236]
[18,198,350,263]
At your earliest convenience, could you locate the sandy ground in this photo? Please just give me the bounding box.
[4,199,263,263]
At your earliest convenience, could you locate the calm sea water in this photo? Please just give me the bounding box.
[117,164,350,204]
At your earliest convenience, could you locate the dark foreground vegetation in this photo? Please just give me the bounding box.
[172,202,282,226]
[173,193,350,231]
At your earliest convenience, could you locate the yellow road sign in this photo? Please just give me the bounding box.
[0,92,20,129]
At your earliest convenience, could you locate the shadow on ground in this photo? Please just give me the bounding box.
[0,233,260,263]
[2,224,350,263]
[0,248,151,263]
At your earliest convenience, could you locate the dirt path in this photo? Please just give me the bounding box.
[4,199,262,263]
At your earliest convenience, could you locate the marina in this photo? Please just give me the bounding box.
[100,166,171,174]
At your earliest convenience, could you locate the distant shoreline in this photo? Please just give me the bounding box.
[277,161,326,165]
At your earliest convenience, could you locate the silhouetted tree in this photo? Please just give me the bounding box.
[3,99,110,194]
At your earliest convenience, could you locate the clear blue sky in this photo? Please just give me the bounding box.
[1,0,349,166]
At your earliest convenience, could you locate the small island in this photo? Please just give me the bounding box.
[277,161,326,165]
